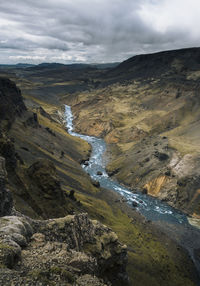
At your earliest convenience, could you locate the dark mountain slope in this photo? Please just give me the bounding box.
[106,47,200,81]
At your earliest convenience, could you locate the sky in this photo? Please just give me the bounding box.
[0,0,200,64]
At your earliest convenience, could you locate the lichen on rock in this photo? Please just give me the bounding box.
[0,213,128,286]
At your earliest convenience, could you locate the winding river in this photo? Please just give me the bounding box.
[64,105,200,280]
[65,105,188,226]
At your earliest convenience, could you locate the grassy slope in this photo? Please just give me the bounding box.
[4,74,99,217]
[11,97,99,192]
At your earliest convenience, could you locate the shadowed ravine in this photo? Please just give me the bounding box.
[65,105,200,279]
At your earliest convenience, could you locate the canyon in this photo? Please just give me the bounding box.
[0,47,200,285]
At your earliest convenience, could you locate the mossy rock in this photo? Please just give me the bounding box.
[50,266,76,282]
[0,242,21,268]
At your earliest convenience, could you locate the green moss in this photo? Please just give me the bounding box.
[83,242,99,254]
[50,266,75,282]
[28,270,52,285]
[0,243,12,250]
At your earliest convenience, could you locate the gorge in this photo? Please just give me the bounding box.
[65,104,200,278]
[65,105,188,224]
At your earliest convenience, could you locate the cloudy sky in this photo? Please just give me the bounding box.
[0,0,200,64]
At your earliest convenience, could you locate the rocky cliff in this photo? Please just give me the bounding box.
[0,77,128,285]
[0,77,26,131]
[0,156,12,216]
[0,211,127,285]
[0,155,127,285]
[0,76,97,219]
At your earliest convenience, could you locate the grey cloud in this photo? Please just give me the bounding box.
[0,0,199,64]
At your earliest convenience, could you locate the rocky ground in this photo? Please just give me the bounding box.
[0,212,128,286]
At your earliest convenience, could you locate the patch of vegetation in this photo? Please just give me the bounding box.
[76,192,197,286]
[28,269,53,285]
[50,266,76,282]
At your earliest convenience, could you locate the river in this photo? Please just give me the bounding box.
[64,105,189,225]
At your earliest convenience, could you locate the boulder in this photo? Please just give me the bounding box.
[92,180,100,188]
[36,213,128,284]
[24,112,39,128]
[154,151,169,161]
[132,201,138,207]
[0,216,33,268]
[142,188,148,195]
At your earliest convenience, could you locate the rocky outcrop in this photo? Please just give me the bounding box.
[0,76,80,216]
[0,135,17,173]
[0,135,76,219]
[0,155,128,284]
[106,136,172,193]
[0,213,128,286]
[0,77,26,131]
[27,159,65,201]
[24,159,72,218]
[0,156,13,216]
[0,149,128,285]
[35,213,128,283]
[24,112,39,128]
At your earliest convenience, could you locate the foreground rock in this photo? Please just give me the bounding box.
[0,213,128,286]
